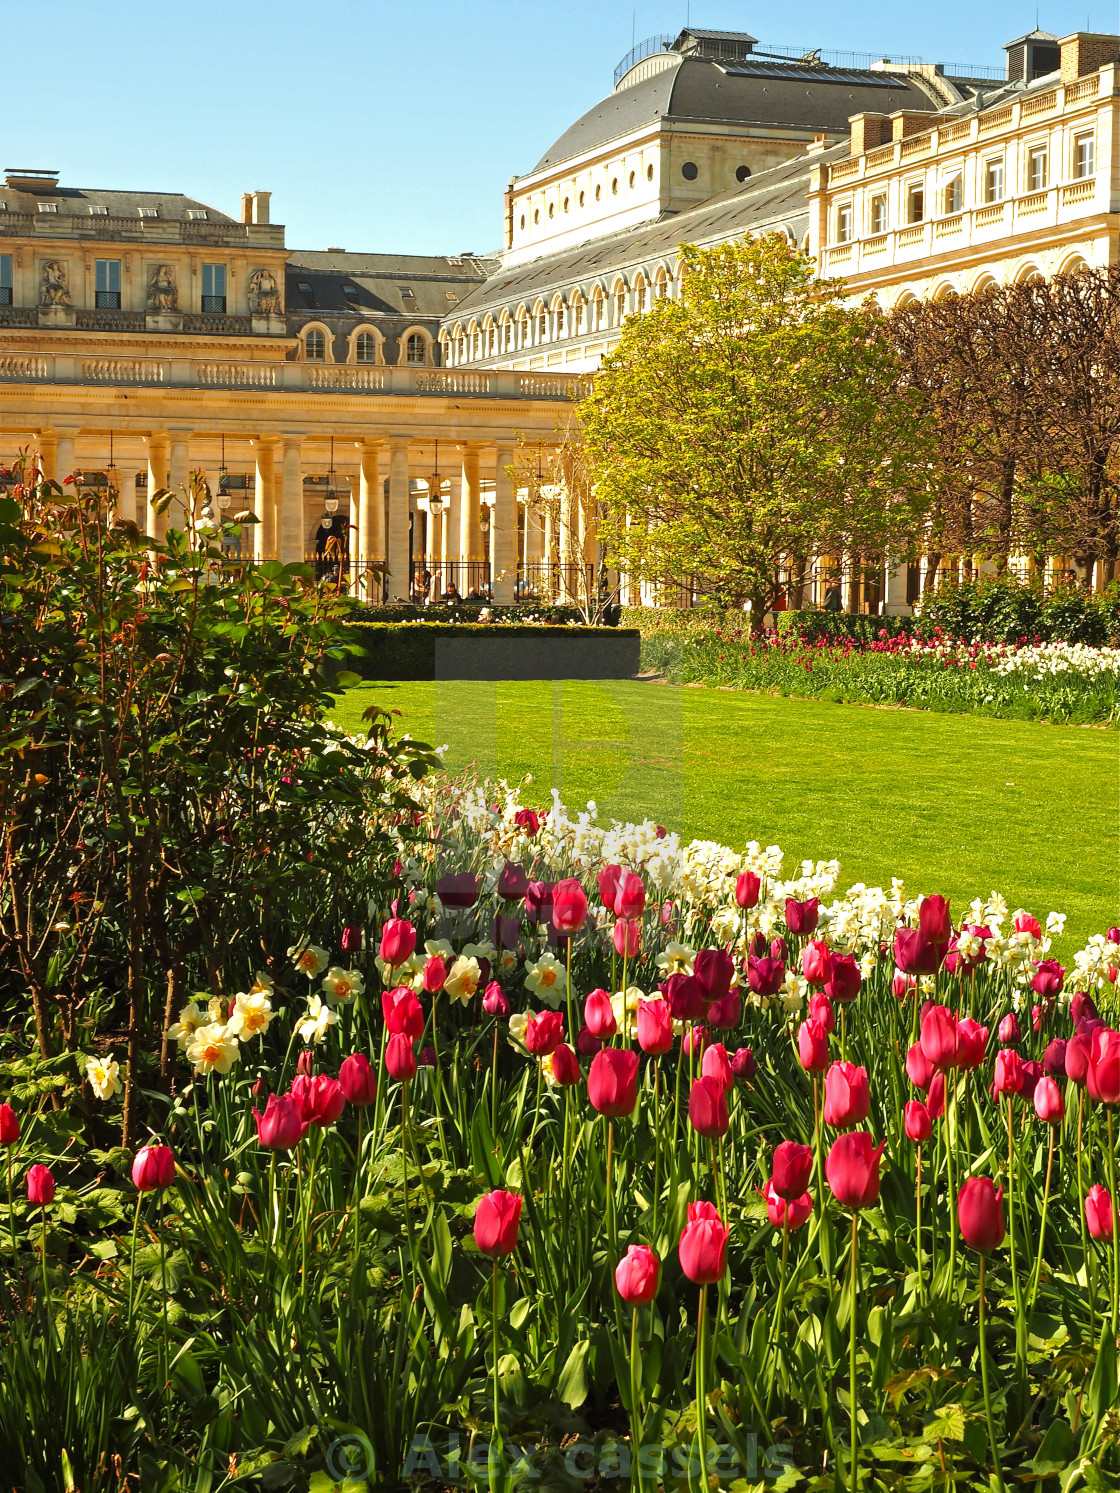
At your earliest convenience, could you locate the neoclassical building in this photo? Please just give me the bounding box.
[1,22,1117,607]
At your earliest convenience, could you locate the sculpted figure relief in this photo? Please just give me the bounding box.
[247,267,281,315]
[39,261,71,306]
[146,264,178,311]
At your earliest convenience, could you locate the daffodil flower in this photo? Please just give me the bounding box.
[186,1023,240,1074]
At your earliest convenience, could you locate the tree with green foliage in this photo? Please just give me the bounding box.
[582,235,933,624]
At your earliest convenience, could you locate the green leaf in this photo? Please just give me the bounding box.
[555,1338,590,1408]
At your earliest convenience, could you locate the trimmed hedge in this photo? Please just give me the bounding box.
[350,603,587,625]
[346,623,641,681]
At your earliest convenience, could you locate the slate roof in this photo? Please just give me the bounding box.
[446,145,845,324]
[285,251,495,319]
[0,185,236,221]
[530,54,938,172]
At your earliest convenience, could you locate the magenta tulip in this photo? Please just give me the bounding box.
[1032,959,1064,997]
[340,924,363,954]
[497,861,529,901]
[958,1177,1005,1252]
[1033,1075,1064,1123]
[760,1178,812,1232]
[482,982,510,1017]
[825,1132,885,1209]
[746,955,785,998]
[584,988,617,1040]
[678,1200,728,1284]
[254,1092,306,1150]
[339,1053,378,1106]
[615,1243,660,1304]
[735,870,761,909]
[663,972,706,1021]
[474,1189,522,1257]
[587,1048,639,1117]
[706,991,741,1028]
[824,954,862,1005]
[525,1010,564,1057]
[132,1144,175,1192]
[524,880,554,926]
[823,1061,870,1129]
[993,1048,1023,1097]
[694,948,734,1005]
[434,872,479,909]
[919,1005,959,1068]
[701,1042,733,1093]
[688,1076,729,1138]
[731,1046,756,1081]
[1043,1037,1067,1077]
[956,1018,989,1071]
[997,1012,1021,1047]
[809,991,835,1035]
[785,897,819,936]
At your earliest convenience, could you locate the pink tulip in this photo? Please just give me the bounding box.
[894,928,939,977]
[1019,1059,1042,1102]
[688,1076,729,1138]
[956,1019,989,1071]
[919,894,952,945]
[26,1164,55,1206]
[701,1042,733,1093]
[576,1025,603,1057]
[385,1033,417,1082]
[706,991,741,1028]
[927,1070,946,1120]
[379,918,416,967]
[636,997,673,1054]
[292,1073,346,1126]
[1086,1184,1115,1242]
[663,972,706,1021]
[587,1048,639,1117]
[474,1189,522,1256]
[382,986,424,1039]
[759,1178,812,1231]
[683,1025,709,1060]
[893,971,916,999]
[785,898,819,936]
[904,1100,931,1143]
[1032,959,1064,997]
[598,864,622,914]
[823,1061,870,1129]
[339,1053,378,1106]
[746,955,784,997]
[132,1144,175,1191]
[801,940,832,987]
[1087,1027,1120,1106]
[615,871,646,920]
[550,1043,581,1086]
[0,1103,19,1146]
[906,1041,933,1090]
[730,1046,756,1081]
[920,1005,959,1069]
[678,1200,728,1284]
[809,991,835,1035]
[771,1140,813,1200]
[998,1012,1021,1047]
[958,1177,1005,1252]
[797,1018,829,1074]
[525,1010,564,1057]
[735,870,760,909]
[422,955,447,994]
[254,1092,307,1150]
[1033,1075,1064,1123]
[993,1048,1023,1097]
[615,1243,660,1304]
[825,1132,885,1209]
[824,954,862,1005]
[584,988,617,1040]
[1014,911,1042,939]
[612,918,641,958]
[552,878,588,934]
[482,982,510,1017]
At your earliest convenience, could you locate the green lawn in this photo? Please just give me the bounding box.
[331,680,1119,947]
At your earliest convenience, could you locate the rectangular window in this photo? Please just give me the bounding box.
[869,194,887,234]
[137,207,158,218]
[943,176,962,213]
[984,158,1004,202]
[1074,132,1095,178]
[0,253,11,306]
[37,202,57,213]
[95,258,121,309]
[835,204,853,243]
[1027,145,1048,191]
[201,262,227,313]
[186,209,208,220]
[906,184,924,223]
[88,204,108,215]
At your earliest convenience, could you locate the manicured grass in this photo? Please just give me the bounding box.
[331,680,1119,945]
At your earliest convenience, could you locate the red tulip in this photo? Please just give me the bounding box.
[797,1018,829,1074]
[340,924,363,954]
[904,1100,931,1143]
[801,940,832,987]
[678,1200,728,1284]
[809,991,835,1035]
[825,1132,885,1209]
[292,1073,346,1126]
[525,1010,564,1057]
[615,1243,660,1304]
[1033,1075,1064,1123]
[587,1047,639,1117]
[735,871,760,909]
[1071,992,1099,1026]
[707,991,741,1028]
[1086,1184,1115,1242]
[1032,960,1064,997]
[422,955,447,994]
[0,1103,19,1146]
[956,1019,989,1071]
[435,872,479,909]
[663,973,706,1021]
[497,861,529,901]
[1014,911,1042,939]
[688,1076,729,1138]
[927,1070,946,1120]
[612,918,641,958]
[1088,1027,1120,1106]
[920,1005,959,1069]
[906,1041,933,1090]
[615,871,646,920]
[823,1061,870,1129]
[514,807,540,836]
[254,1092,307,1149]
[339,1053,378,1106]
[894,928,938,976]
[382,986,424,1039]
[701,1042,733,1093]
[759,1178,812,1231]
[524,880,554,926]
[919,894,952,945]
[552,878,588,934]
[1065,1024,1096,1086]
[474,1189,522,1256]
[770,936,788,962]
[958,1177,1005,1252]
[385,1033,417,1082]
[771,1140,813,1200]
[132,1144,175,1191]
[893,971,917,999]
[1043,1037,1067,1077]
[997,1012,1021,1047]
[26,1163,55,1206]
[379,918,416,966]
[746,955,785,998]
[785,898,819,936]
[550,1043,581,1086]
[636,997,673,1054]
[1019,1059,1042,1102]
[598,864,622,914]
[993,1048,1023,1097]
[482,982,510,1017]
[584,988,617,1040]
[731,1046,756,1081]
[683,1025,709,1059]
[694,948,734,1005]
[824,954,862,1005]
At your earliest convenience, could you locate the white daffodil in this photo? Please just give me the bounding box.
[444,955,482,1005]
[462,940,496,964]
[498,948,519,974]
[956,930,983,963]
[779,972,806,1017]
[288,943,329,979]
[610,985,644,1041]
[86,1052,122,1101]
[248,971,274,996]
[1045,912,1067,938]
[424,937,455,961]
[376,952,425,988]
[227,989,273,1040]
[508,1008,534,1049]
[167,1002,206,1048]
[296,995,339,1045]
[186,1023,240,1075]
[655,941,695,977]
[710,906,739,945]
[524,952,567,1008]
[321,966,364,1004]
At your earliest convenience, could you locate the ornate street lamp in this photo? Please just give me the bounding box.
[428,439,444,515]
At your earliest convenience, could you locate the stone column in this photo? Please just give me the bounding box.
[56,433,77,487]
[881,562,911,616]
[279,438,303,563]
[36,431,58,483]
[168,435,191,517]
[386,441,411,600]
[493,442,516,603]
[445,469,462,590]
[254,438,276,560]
[460,445,482,560]
[358,441,383,600]
[147,434,169,541]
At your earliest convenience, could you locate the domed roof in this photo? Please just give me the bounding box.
[529,54,938,174]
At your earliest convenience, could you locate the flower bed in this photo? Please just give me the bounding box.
[3,775,1120,1488]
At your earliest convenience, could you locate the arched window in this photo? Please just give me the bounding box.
[519,315,529,346]
[555,302,566,335]
[592,289,605,330]
[456,335,466,361]
[634,277,648,313]
[304,328,325,361]
[406,333,426,364]
[572,296,584,334]
[654,269,669,300]
[355,331,378,363]
[486,323,496,355]
[614,282,627,323]
[536,306,547,341]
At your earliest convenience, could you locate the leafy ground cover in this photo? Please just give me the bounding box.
[330,681,1117,947]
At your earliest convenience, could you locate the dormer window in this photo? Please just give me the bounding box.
[88,204,108,215]
[187,209,208,220]
[137,207,158,218]
[343,284,360,296]
[37,202,58,213]
[297,282,312,293]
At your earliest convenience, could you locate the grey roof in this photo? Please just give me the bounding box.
[1003,29,1060,48]
[0,185,236,221]
[530,55,937,172]
[445,146,844,324]
[286,251,495,318]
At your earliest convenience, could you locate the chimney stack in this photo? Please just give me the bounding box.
[848,112,890,156]
[250,190,271,225]
[1059,32,1119,83]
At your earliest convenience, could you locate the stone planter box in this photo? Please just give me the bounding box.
[348,623,641,681]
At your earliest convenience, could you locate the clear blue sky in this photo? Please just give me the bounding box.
[6,0,1110,256]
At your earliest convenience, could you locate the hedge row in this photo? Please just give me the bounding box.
[344,622,640,681]
[350,603,586,625]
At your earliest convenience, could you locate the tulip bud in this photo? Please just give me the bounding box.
[550,1043,581,1086]
[583,988,617,1040]
[474,1189,522,1257]
[254,1092,306,1150]
[1033,1075,1064,1123]
[385,1033,417,1082]
[688,1076,730,1138]
[615,871,646,920]
[771,1140,813,1200]
[340,924,363,954]
[809,991,835,1035]
[339,1053,378,1106]
[636,997,673,1055]
[683,1025,708,1059]
[906,1041,933,1091]
[296,1048,314,1077]
[587,1048,639,1117]
[823,1061,870,1129]
[26,1163,55,1207]
[904,1100,931,1143]
[927,1070,946,1120]
[1086,1184,1115,1242]
[748,931,767,958]
[993,1048,1024,1097]
[998,1012,1021,1047]
[735,871,760,909]
[419,1046,437,1068]
[759,1179,812,1232]
[825,1132,885,1210]
[701,1042,733,1094]
[1043,1037,1067,1077]
[525,1010,564,1057]
[422,955,447,994]
[731,1046,756,1081]
[678,1200,728,1284]
[0,1103,19,1146]
[958,1177,1005,1252]
[770,937,788,962]
[132,1144,175,1192]
[552,878,588,934]
[482,982,510,1017]
[612,918,641,958]
[797,1018,829,1074]
[379,918,417,967]
[801,939,832,988]
[615,1243,660,1304]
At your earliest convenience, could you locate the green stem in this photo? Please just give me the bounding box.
[1108,1111,1118,1339]
[916,1145,924,1307]
[630,1304,644,1486]
[491,1259,502,1493]
[978,1256,1007,1493]
[695,1282,709,1490]
[764,1218,791,1414]
[849,1213,859,1493]
[127,1191,143,1328]
[1027,1125,1055,1324]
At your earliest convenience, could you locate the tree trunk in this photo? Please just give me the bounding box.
[923,553,942,595]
